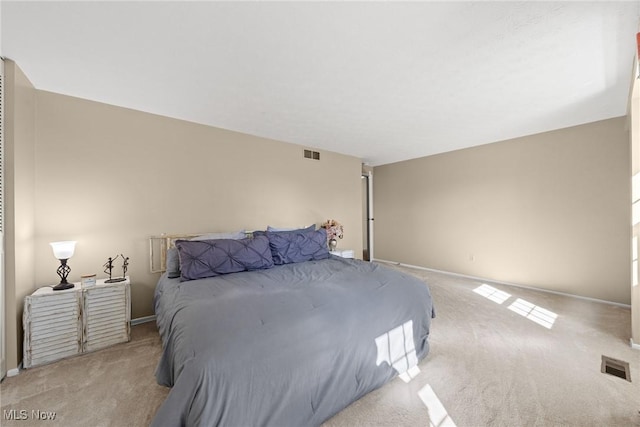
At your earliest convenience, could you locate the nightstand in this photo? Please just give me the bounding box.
[330,249,355,259]
[23,277,131,368]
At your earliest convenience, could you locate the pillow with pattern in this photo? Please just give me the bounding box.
[166,230,246,278]
[263,228,329,265]
[176,235,274,281]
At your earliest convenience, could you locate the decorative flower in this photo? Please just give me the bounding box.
[321,219,344,241]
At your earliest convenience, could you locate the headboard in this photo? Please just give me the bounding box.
[149,233,199,273]
[148,232,254,273]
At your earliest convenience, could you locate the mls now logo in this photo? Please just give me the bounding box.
[3,409,57,421]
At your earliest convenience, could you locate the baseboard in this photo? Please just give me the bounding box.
[631,339,640,350]
[374,258,632,309]
[7,363,21,377]
[131,315,156,326]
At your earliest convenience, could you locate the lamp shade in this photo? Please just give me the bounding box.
[50,241,76,260]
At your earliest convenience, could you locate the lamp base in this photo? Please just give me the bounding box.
[105,277,126,283]
[52,282,74,291]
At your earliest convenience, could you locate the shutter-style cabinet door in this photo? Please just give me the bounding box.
[23,289,82,368]
[83,280,131,353]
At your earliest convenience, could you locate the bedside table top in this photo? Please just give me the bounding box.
[32,276,130,296]
[330,249,355,259]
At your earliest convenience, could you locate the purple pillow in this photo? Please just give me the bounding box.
[176,235,274,281]
[261,228,330,265]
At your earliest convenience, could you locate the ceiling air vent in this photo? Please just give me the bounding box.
[304,149,320,160]
[601,355,631,382]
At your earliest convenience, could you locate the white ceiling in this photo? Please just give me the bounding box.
[2,2,639,166]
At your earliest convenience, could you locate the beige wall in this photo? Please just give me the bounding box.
[374,117,631,305]
[4,60,37,371]
[33,91,363,324]
[630,57,639,345]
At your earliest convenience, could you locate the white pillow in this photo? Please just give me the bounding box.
[191,230,246,241]
[267,225,315,232]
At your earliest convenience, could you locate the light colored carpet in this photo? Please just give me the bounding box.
[326,264,639,427]
[1,322,168,426]
[2,264,638,426]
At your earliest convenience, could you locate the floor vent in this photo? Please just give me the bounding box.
[601,355,631,382]
[304,149,320,160]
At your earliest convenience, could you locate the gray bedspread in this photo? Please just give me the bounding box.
[152,256,435,427]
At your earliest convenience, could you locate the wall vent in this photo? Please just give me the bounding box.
[304,149,320,160]
[601,355,631,382]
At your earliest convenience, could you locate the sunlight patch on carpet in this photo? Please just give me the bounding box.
[418,384,457,427]
[507,298,557,329]
[472,285,557,328]
[399,365,421,383]
[473,284,511,304]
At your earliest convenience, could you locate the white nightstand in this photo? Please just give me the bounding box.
[330,249,355,259]
[23,277,131,368]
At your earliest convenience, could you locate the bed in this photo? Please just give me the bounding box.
[151,228,435,426]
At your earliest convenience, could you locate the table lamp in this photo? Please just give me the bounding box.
[50,241,77,291]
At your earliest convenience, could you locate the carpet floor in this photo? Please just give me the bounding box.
[1,263,638,426]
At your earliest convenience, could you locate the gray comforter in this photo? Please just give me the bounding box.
[152,257,435,427]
